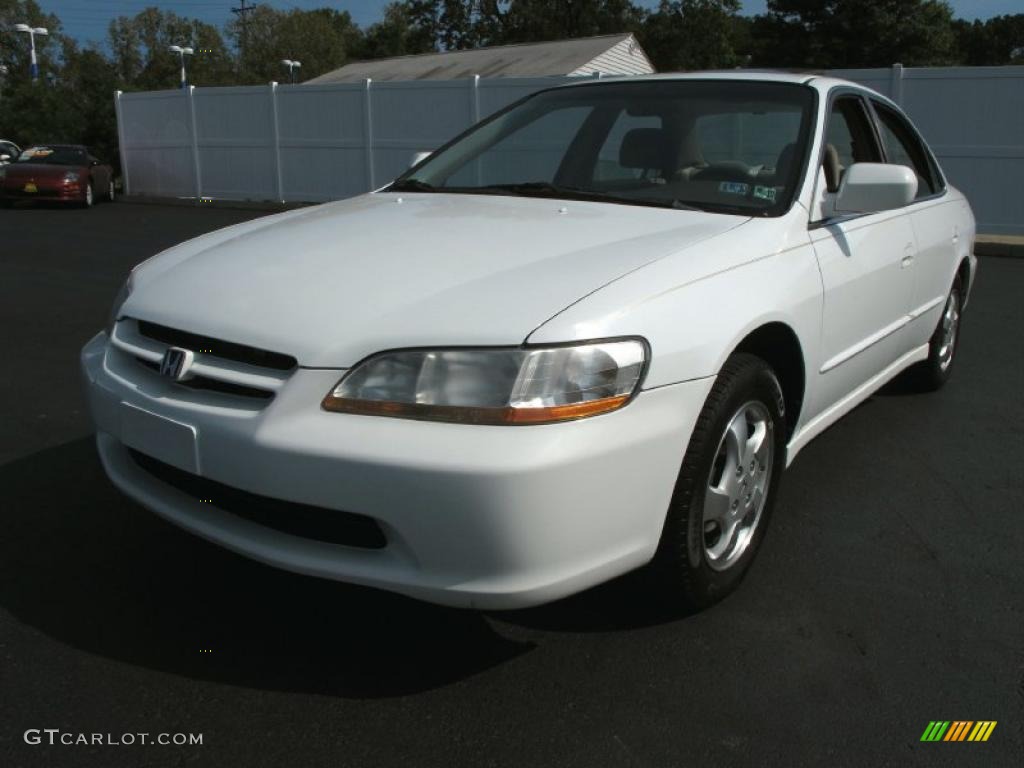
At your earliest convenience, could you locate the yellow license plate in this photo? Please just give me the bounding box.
[24,182,37,193]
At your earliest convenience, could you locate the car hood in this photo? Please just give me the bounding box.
[126,193,748,368]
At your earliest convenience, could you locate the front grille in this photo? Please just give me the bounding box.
[135,358,274,400]
[129,450,387,550]
[136,320,297,372]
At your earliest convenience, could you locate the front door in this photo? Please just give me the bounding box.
[807,95,918,418]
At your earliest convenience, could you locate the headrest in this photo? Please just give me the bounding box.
[620,128,669,171]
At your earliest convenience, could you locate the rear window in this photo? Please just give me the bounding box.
[17,147,88,165]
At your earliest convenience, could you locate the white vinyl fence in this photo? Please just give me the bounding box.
[115,66,1024,234]
[115,75,576,203]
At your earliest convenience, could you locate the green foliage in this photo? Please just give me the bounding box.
[227,6,363,84]
[749,0,960,69]
[954,15,1024,65]
[107,9,235,90]
[641,0,746,71]
[362,3,436,59]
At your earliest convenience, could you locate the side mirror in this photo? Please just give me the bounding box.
[834,162,917,214]
[409,151,432,169]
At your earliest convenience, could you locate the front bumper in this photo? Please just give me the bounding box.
[81,332,712,609]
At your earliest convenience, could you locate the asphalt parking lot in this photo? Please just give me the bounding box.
[1,201,1021,768]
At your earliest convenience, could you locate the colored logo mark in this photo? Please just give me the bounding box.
[920,721,997,742]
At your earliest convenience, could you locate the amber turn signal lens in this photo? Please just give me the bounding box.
[321,394,631,425]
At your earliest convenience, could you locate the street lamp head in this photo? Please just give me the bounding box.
[169,45,183,54]
[14,23,31,32]
[292,61,301,68]
[281,59,295,67]
[182,47,194,56]
[32,27,48,35]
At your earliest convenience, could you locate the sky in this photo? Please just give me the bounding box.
[35,0,1024,48]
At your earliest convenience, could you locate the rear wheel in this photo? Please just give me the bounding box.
[910,276,962,391]
[653,353,786,610]
[107,179,115,202]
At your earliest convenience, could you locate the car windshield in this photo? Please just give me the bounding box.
[392,80,816,216]
[17,147,88,166]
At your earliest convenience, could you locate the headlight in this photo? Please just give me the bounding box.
[322,339,647,425]
[63,172,81,183]
[106,272,134,334]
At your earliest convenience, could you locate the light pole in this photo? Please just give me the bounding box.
[169,45,194,89]
[14,24,48,82]
[280,59,301,84]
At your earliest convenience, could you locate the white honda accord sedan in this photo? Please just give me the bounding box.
[81,73,976,610]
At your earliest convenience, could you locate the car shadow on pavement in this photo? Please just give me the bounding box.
[0,438,534,699]
[495,569,692,634]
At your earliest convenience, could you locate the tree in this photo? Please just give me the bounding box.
[0,0,63,84]
[497,0,644,44]
[226,6,363,83]
[954,14,1024,65]
[640,0,745,72]
[750,0,959,69]
[107,9,234,90]
[362,2,437,59]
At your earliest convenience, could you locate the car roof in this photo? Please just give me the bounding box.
[554,70,885,100]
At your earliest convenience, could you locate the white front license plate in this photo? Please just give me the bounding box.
[120,403,199,474]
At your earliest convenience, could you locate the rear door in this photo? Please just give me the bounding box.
[807,93,919,418]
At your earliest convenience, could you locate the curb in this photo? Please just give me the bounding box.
[975,237,1024,259]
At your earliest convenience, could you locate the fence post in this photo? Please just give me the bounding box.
[270,81,284,202]
[363,78,375,191]
[470,75,481,185]
[186,85,202,202]
[113,90,130,196]
[890,62,904,105]
[469,74,480,123]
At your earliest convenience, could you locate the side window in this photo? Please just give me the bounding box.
[871,101,940,199]
[824,96,881,177]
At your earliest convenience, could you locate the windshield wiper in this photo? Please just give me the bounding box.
[480,184,721,212]
[388,178,438,193]
[477,182,596,198]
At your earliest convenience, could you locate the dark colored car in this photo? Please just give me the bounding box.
[0,144,114,207]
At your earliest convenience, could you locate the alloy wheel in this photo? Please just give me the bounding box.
[938,288,960,372]
[703,401,774,571]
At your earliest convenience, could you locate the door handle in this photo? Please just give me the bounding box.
[901,245,915,269]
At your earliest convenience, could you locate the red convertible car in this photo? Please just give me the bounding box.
[0,144,114,207]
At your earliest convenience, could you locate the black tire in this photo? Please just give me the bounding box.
[909,275,963,392]
[652,353,787,610]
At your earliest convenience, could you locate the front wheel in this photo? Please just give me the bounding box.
[652,353,787,610]
[82,182,94,208]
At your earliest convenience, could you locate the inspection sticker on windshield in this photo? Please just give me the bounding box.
[718,181,749,196]
[753,185,777,202]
